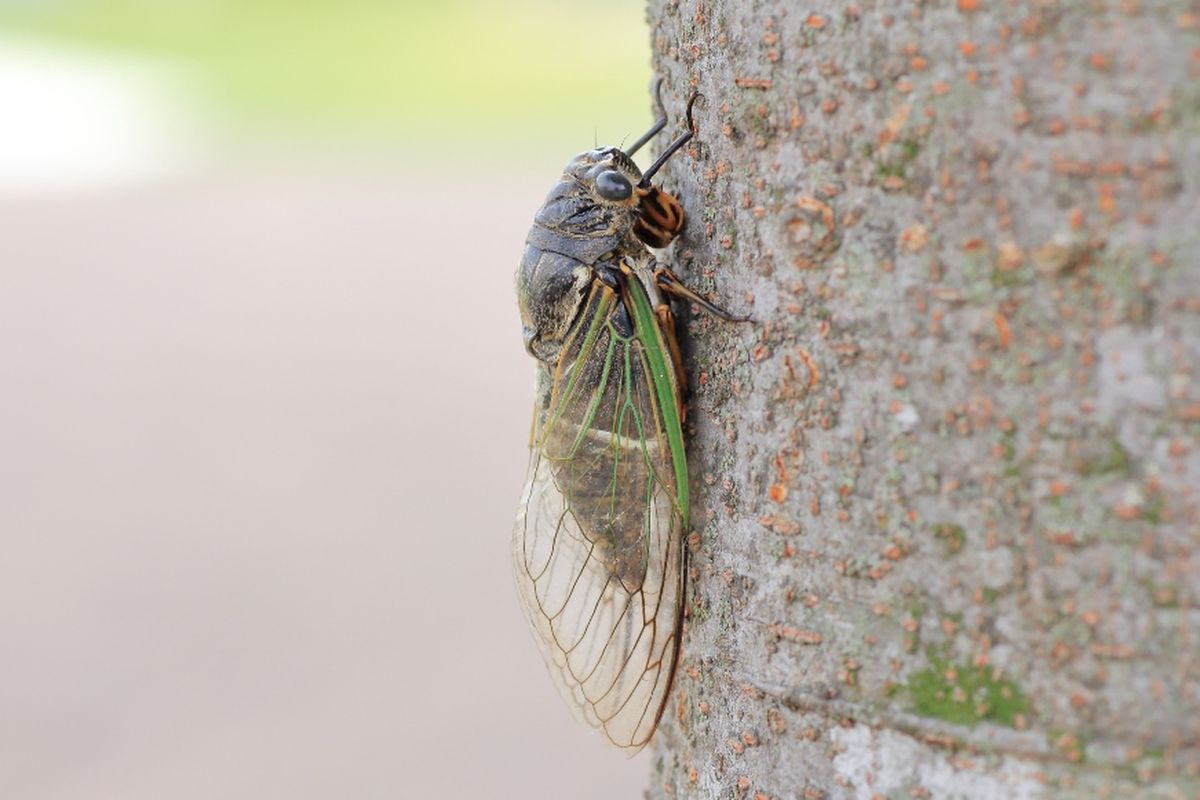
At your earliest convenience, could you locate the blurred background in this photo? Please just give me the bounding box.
[0,1,660,796]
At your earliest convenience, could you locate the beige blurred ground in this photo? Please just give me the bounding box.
[0,165,650,798]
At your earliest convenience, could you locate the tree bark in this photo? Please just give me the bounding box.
[644,1,1199,797]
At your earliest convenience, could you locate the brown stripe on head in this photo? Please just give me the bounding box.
[633,185,686,248]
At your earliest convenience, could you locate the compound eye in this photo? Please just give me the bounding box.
[595,170,633,201]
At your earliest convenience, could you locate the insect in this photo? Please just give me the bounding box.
[512,91,745,753]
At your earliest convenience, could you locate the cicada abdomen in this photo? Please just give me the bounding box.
[511,92,745,753]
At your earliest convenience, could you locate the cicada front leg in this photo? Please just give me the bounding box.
[648,264,753,419]
[654,266,752,323]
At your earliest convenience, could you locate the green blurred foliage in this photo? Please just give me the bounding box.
[0,0,654,158]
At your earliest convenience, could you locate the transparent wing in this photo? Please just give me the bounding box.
[512,278,686,753]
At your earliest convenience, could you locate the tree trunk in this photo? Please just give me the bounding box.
[644,1,1199,797]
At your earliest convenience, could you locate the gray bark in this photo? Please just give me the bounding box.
[643,1,1200,797]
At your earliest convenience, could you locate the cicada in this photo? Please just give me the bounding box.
[512,93,744,753]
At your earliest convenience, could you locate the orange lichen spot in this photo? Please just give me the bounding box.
[879,103,911,146]
[796,348,821,387]
[965,69,980,84]
[735,77,774,89]
[1114,504,1141,520]
[769,624,823,645]
[933,81,950,95]
[994,311,1012,348]
[1069,207,1085,229]
[789,101,806,130]
[1047,530,1077,546]
[900,223,930,253]
[1049,481,1069,497]
[959,41,977,57]
[911,56,929,71]
[1097,183,1117,215]
[807,13,826,28]
[773,453,789,481]
[742,731,759,747]
[893,374,908,389]
[997,242,1025,271]
[1089,52,1111,71]
[957,0,980,10]
[768,483,788,503]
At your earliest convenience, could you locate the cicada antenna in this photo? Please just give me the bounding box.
[625,78,669,158]
[637,92,704,188]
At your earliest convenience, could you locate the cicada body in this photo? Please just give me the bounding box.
[511,96,744,753]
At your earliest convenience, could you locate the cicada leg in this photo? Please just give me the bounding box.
[654,266,753,323]
[655,301,688,400]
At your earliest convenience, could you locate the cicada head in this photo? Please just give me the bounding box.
[561,147,686,250]
[532,148,645,245]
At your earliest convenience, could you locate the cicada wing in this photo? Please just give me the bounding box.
[512,280,686,753]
